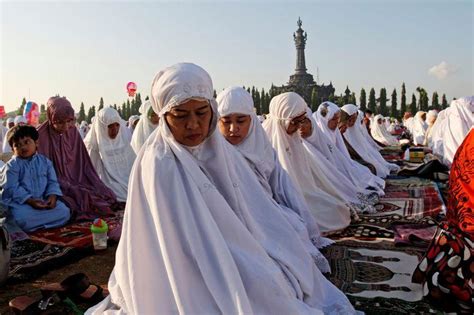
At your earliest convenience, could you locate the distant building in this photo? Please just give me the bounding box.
[270,18,335,107]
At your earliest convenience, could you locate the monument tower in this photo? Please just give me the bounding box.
[270,18,335,106]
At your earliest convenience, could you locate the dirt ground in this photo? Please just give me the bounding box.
[0,244,117,314]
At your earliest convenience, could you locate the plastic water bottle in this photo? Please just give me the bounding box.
[90,218,108,250]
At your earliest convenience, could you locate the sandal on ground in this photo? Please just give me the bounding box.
[40,273,106,305]
[9,294,62,315]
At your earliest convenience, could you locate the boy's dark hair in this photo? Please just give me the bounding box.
[365,109,373,115]
[7,125,39,148]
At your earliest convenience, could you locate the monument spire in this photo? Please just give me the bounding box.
[293,17,307,75]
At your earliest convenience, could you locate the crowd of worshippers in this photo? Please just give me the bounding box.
[0,63,472,314]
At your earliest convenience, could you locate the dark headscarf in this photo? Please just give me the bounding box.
[37,97,117,220]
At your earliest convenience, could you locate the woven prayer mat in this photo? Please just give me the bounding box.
[325,177,446,313]
[324,245,424,301]
[8,239,85,282]
[29,211,124,248]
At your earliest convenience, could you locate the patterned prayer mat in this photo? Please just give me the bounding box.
[29,213,123,248]
[326,177,446,314]
[8,212,123,281]
[8,239,84,281]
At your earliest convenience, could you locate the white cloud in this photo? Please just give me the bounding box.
[428,61,458,80]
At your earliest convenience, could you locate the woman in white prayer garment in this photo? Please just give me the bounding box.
[341,105,400,177]
[439,96,474,166]
[311,103,385,195]
[83,107,136,202]
[430,109,448,158]
[216,86,333,272]
[130,100,159,154]
[127,115,140,134]
[423,110,438,146]
[262,92,352,233]
[298,108,382,213]
[411,111,428,146]
[86,63,357,315]
[370,114,400,146]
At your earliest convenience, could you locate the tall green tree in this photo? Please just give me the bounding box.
[18,97,27,115]
[431,92,439,110]
[87,105,96,123]
[98,97,104,111]
[349,92,357,105]
[379,88,388,116]
[368,88,376,113]
[400,83,407,118]
[416,87,429,112]
[410,94,417,115]
[78,102,86,122]
[310,87,319,112]
[390,88,397,118]
[359,88,367,110]
[255,90,261,114]
[441,94,448,109]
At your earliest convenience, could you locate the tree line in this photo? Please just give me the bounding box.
[12,82,451,123]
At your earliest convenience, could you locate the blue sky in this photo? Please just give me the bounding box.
[1,0,472,112]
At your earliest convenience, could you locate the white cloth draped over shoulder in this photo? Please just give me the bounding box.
[411,111,428,146]
[404,117,414,133]
[262,92,351,233]
[130,100,158,154]
[312,103,385,195]
[423,110,438,146]
[216,86,333,272]
[83,107,136,202]
[430,109,449,158]
[87,63,355,315]
[341,106,399,176]
[441,96,474,166]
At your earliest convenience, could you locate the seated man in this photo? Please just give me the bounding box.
[0,125,70,232]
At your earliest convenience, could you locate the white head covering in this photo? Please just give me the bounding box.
[342,107,399,176]
[217,86,332,271]
[411,111,428,145]
[370,114,399,146]
[216,87,275,182]
[441,96,474,166]
[127,115,139,130]
[88,64,354,314]
[83,107,136,201]
[6,117,14,125]
[404,116,414,133]
[14,115,27,125]
[262,92,351,233]
[130,101,158,153]
[311,103,385,195]
[426,110,438,125]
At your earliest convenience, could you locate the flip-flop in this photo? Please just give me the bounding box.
[40,273,105,305]
[9,294,63,315]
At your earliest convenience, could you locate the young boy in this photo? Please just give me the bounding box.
[0,125,70,232]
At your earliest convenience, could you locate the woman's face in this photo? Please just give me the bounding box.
[347,113,358,127]
[149,111,160,125]
[298,117,312,138]
[165,99,212,146]
[107,122,120,139]
[218,113,252,145]
[52,117,75,134]
[286,113,308,135]
[327,111,341,130]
